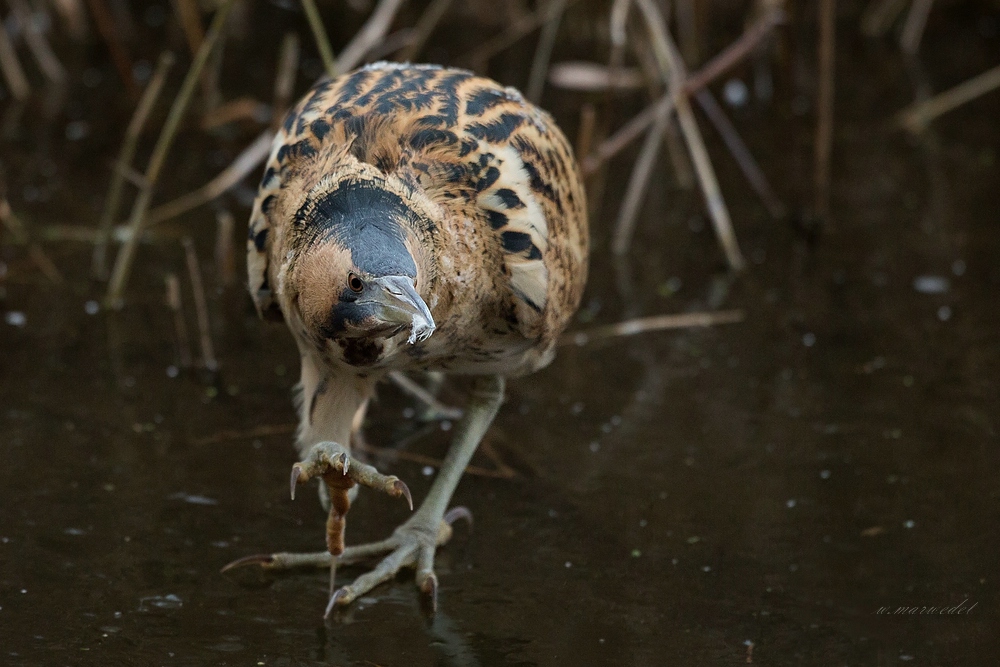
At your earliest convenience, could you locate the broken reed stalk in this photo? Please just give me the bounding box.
[662,116,695,189]
[581,7,785,175]
[526,0,568,103]
[574,102,597,160]
[461,0,582,68]
[582,94,672,174]
[583,121,610,223]
[43,223,179,243]
[354,437,514,479]
[165,273,193,369]
[272,32,300,131]
[214,210,236,286]
[415,370,447,421]
[561,309,745,346]
[336,0,408,74]
[105,0,238,308]
[626,23,697,191]
[682,8,785,94]
[8,0,67,84]
[199,96,269,129]
[0,14,30,101]
[182,237,218,372]
[675,0,699,65]
[93,51,176,279]
[609,0,630,73]
[51,0,89,42]
[611,104,669,255]
[584,113,611,224]
[900,0,934,54]
[633,0,746,270]
[191,423,295,445]
[610,0,630,39]
[117,163,147,188]
[694,89,786,219]
[897,63,1000,132]
[84,0,139,98]
[200,19,226,114]
[673,100,746,269]
[363,28,415,62]
[142,129,273,227]
[580,0,627,227]
[547,62,646,92]
[860,0,909,37]
[397,0,454,61]
[0,199,64,284]
[388,371,463,421]
[171,0,205,56]
[815,0,836,218]
[25,245,66,284]
[300,0,337,79]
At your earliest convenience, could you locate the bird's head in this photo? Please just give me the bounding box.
[284,176,436,359]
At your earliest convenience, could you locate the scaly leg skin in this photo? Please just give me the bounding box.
[223,375,504,616]
[325,375,504,615]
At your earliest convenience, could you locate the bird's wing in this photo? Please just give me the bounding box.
[246,134,287,321]
[247,63,587,338]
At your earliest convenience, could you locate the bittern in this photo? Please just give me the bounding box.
[226,63,588,615]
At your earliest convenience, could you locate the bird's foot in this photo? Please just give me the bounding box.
[325,506,472,615]
[221,506,472,616]
[291,441,413,555]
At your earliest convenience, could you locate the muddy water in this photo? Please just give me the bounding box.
[1,7,998,666]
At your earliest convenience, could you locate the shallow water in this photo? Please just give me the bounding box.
[1,4,999,666]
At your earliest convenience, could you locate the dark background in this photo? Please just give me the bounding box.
[0,0,998,664]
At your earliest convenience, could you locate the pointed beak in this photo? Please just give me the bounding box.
[368,275,435,344]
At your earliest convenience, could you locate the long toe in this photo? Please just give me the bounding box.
[221,550,333,572]
[324,509,466,616]
[326,541,419,614]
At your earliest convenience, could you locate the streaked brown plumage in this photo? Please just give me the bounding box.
[236,62,588,612]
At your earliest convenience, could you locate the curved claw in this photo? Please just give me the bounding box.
[290,465,302,500]
[443,506,473,527]
[420,572,438,614]
[395,479,414,511]
[220,553,275,573]
[324,587,349,618]
[339,451,350,474]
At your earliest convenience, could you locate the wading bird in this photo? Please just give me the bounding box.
[225,63,588,614]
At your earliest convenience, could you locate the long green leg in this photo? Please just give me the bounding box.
[223,376,502,616]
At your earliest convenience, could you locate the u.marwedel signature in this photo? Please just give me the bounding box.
[876,599,978,615]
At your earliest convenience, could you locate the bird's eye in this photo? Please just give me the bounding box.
[348,273,364,293]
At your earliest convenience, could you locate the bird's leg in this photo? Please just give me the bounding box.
[388,370,462,421]
[416,371,453,421]
[222,360,416,575]
[324,375,504,614]
[223,374,503,615]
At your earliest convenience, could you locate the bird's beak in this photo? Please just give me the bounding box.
[368,275,435,344]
